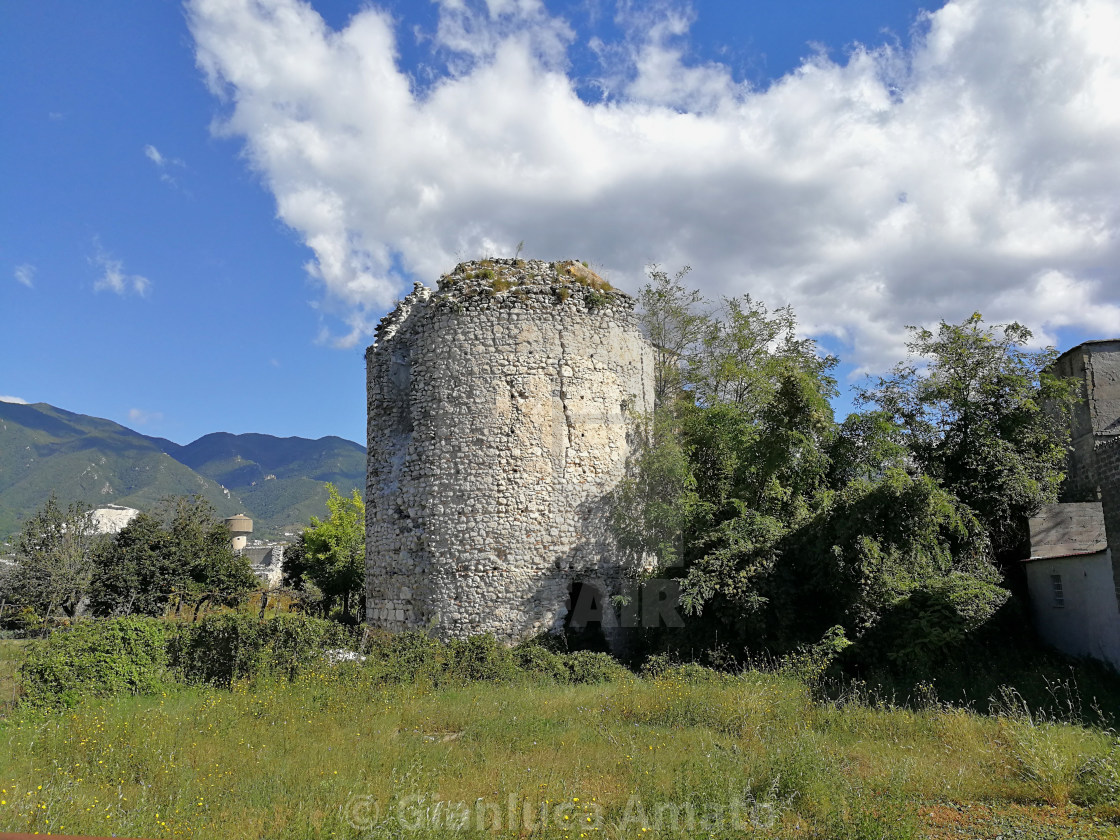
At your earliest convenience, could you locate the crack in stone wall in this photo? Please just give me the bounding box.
[556,327,574,472]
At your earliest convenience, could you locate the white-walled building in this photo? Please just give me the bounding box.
[1024,502,1120,669]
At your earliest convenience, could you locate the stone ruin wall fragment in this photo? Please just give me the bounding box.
[365,258,654,644]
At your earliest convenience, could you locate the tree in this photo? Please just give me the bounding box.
[629,278,848,645]
[628,280,1015,666]
[610,407,697,573]
[690,296,831,414]
[637,265,710,405]
[858,314,1076,561]
[279,531,328,615]
[2,495,102,619]
[164,496,258,615]
[301,484,365,623]
[89,511,177,617]
[280,531,309,590]
[89,496,256,618]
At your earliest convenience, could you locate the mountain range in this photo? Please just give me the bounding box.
[0,401,365,541]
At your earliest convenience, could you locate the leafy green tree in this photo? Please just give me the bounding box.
[280,531,309,589]
[90,496,256,618]
[279,531,328,615]
[89,511,177,617]
[690,296,834,414]
[164,496,258,614]
[637,265,710,405]
[629,280,1018,666]
[302,484,365,623]
[677,357,841,635]
[611,406,697,572]
[629,280,844,641]
[2,495,102,619]
[858,314,1076,560]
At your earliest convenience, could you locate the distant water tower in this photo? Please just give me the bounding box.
[225,514,253,553]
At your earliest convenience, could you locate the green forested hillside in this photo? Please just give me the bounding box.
[171,432,366,537]
[172,431,364,482]
[0,402,364,540]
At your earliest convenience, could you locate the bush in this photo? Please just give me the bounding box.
[781,625,852,684]
[512,642,570,682]
[168,612,354,686]
[562,650,629,684]
[362,632,630,686]
[840,575,1011,680]
[640,653,722,683]
[19,617,170,706]
[364,630,447,684]
[445,634,518,682]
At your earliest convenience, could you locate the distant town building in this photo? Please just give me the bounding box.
[225,514,253,552]
[242,544,285,589]
[225,513,285,588]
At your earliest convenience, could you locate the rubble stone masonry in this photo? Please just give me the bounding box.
[1095,436,1120,606]
[365,259,654,644]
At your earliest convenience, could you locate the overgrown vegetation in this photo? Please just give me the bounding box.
[2,629,1120,839]
[282,484,365,622]
[1,495,258,629]
[617,266,1077,687]
[18,617,171,706]
[0,260,1112,837]
[12,614,630,705]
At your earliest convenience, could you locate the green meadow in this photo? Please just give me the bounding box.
[1,624,1119,840]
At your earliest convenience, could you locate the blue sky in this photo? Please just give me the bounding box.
[3,0,1119,446]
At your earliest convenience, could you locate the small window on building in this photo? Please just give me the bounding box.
[1050,574,1064,608]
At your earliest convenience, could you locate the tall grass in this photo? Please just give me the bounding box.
[1,649,1118,838]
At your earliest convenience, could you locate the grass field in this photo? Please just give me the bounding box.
[1,639,1119,839]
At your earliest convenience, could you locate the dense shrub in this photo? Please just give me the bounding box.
[168,612,354,686]
[20,615,632,705]
[847,575,1011,675]
[360,632,629,686]
[364,630,447,684]
[19,617,170,706]
[445,634,519,682]
[639,652,723,683]
[512,642,571,682]
[563,650,630,684]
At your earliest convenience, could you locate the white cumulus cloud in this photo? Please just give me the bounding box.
[186,0,1120,363]
[0,395,29,404]
[91,240,150,297]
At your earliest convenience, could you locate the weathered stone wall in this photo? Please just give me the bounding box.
[365,259,654,644]
[1051,340,1120,612]
[1095,437,1120,609]
[1055,340,1120,503]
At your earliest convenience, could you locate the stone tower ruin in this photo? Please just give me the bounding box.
[365,258,654,645]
